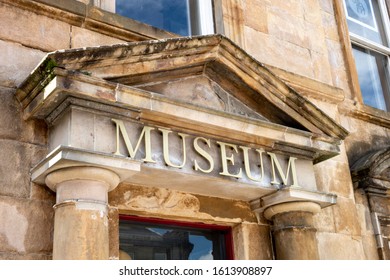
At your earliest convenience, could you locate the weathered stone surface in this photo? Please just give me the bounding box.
[0,86,47,145]
[314,159,354,198]
[243,0,268,33]
[342,115,390,166]
[368,196,390,216]
[197,196,257,223]
[109,184,251,224]
[108,206,119,260]
[71,26,126,49]
[355,203,374,235]
[361,234,379,260]
[0,41,46,88]
[233,222,272,260]
[53,201,108,260]
[322,12,339,41]
[317,232,365,259]
[313,206,336,233]
[0,2,70,51]
[303,0,322,25]
[30,183,55,203]
[267,6,310,49]
[310,50,333,85]
[332,197,361,236]
[244,27,314,80]
[325,39,350,92]
[0,140,46,198]
[319,0,335,14]
[0,252,51,260]
[0,196,53,254]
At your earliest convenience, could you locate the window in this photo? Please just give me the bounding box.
[114,0,214,36]
[344,0,390,111]
[119,216,233,260]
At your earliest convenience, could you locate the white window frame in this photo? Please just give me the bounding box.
[345,0,390,110]
[94,0,214,36]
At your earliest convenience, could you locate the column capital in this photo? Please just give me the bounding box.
[45,166,120,192]
[263,201,321,220]
[250,187,337,220]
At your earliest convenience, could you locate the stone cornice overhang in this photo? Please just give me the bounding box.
[16,35,348,163]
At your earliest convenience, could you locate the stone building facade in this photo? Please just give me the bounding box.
[1,0,390,260]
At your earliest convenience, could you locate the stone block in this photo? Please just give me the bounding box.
[322,12,339,41]
[0,252,52,260]
[30,183,55,203]
[267,0,303,17]
[232,222,272,260]
[319,0,335,14]
[243,0,268,33]
[0,86,47,145]
[313,205,335,233]
[108,206,119,260]
[305,22,327,54]
[244,27,313,79]
[0,140,46,198]
[332,197,361,236]
[0,196,53,255]
[355,203,373,235]
[0,41,46,88]
[0,2,70,51]
[361,234,379,260]
[310,50,333,85]
[317,232,365,259]
[71,26,126,49]
[303,0,322,25]
[314,159,354,198]
[267,6,310,49]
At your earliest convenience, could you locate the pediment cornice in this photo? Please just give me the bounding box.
[16,35,348,163]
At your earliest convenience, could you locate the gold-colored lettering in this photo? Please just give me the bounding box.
[111,119,156,163]
[268,152,300,187]
[217,141,242,178]
[193,137,214,173]
[240,146,264,182]
[159,128,188,168]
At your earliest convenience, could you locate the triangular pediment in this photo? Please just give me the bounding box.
[17,35,348,142]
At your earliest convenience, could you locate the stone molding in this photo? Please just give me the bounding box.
[31,146,141,186]
[1,0,176,42]
[16,35,348,148]
[250,187,337,220]
[45,166,120,192]
[351,147,390,197]
[263,201,321,220]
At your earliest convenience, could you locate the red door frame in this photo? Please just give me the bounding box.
[119,214,235,260]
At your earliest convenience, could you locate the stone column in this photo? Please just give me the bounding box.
[264,201,320,260]
[251,188,337,260]
[45,166,120,260]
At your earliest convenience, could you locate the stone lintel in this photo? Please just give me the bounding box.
[250,187,337,215]
[31,146,141,186]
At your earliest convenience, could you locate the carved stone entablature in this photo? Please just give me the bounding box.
[16,35,347,202]
[351,147,390,197]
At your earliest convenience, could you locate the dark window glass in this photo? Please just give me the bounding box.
[119,218,231,260]
[353,45,390,110]
[116,0,190,36]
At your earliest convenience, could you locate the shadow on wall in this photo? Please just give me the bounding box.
[346,135,390,167]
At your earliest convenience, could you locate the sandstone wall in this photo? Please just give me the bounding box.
[0,0,384,259]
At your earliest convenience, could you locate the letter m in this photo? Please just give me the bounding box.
[268,152,300,187]
[112,119,155,163]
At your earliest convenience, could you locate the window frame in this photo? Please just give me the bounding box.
[344,0,390,111]
[94,0,215,36]
[119,215,235,260]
